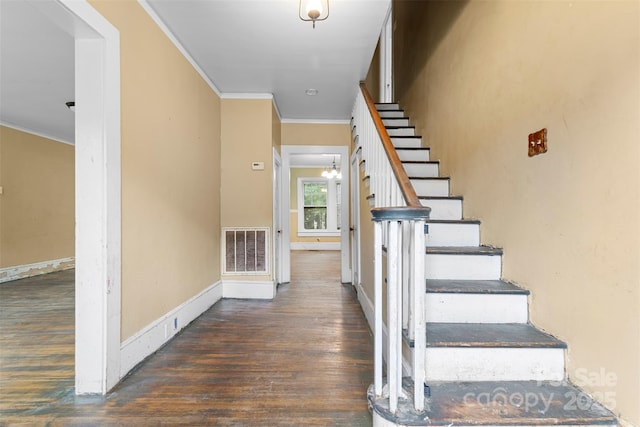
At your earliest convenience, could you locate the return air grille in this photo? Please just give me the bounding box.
[223,227,269,275]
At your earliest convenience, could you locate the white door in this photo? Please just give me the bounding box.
[350,151,361,287]
[380,5,393,103]
[273,149,283,286]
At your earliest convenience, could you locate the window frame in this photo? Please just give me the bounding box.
[297,177,341,237]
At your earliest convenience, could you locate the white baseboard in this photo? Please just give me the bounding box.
[356,282,410,376]
[223,280,276,299]
[0,257,75,283]
[290,242,340,250]
[120,280,223,377]
[356,282,375,331]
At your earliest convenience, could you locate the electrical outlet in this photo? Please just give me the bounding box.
[528,128,547,157]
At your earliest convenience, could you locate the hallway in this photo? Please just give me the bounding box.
[0,251,373,426]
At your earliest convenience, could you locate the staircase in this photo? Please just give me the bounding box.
[364,102,618,426]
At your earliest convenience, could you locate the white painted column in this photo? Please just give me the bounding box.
[387,220,400,413]
[374,221,383,396]
[66,0,121,394]
[412,219,426,411]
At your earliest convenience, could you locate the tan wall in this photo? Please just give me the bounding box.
[364,40,380,103]
[394,1,640,424]
[90,1,222,341]
[281,123,351,147]
[289,167,341,244]
[220,98,274,281]
[0,126,74,268]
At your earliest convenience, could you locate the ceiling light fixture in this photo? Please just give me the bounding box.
[65,101,75,112]
[305,88,319,96]
[321,157,341,180]
[299,0,329,29]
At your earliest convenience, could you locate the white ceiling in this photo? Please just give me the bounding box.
[0,0,75,143]
[0,0,390,144]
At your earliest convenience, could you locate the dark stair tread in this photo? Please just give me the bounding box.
[423,323,566,348]
[426,219,481,225]
[386,126,416,130]
[410,176,450,181]
[369,379,617,426]
[402,160,440,165]
[396,147,430,151]
[426,246,503,255]
[419,195,462,200]
[426,279,529,295]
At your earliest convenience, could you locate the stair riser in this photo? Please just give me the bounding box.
[391,137,421,148]
[411,180,449,197]
[383,118,410,127]
[372,416,615,427]
[426,254,502,280]
[426,222,479,246]
[403,163,439,178]
[420,199,463,220]
[375,103,400,110]
[424,348,565,382]
[387,128,415,137]
[397,149,429,162]
[426,293,528,323]
[378,110,404,118]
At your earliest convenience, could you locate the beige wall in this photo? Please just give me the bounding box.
[281,122,351,147]
[90,0,222,341]
[394,1,639,424]
[364,40,380,103]
[220,98,274,281]
[0,126,74,268]
[289,167,341,244]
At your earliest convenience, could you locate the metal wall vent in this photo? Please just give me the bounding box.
[222,227,269,275]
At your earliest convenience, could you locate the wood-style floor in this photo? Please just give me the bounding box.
[0,251,373,426]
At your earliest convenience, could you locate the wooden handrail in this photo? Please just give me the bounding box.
[359,82,422,207]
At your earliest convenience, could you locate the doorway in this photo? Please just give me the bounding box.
[280,145,350,284]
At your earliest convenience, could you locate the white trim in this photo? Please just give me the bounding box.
[356,282,375,331]
[222,280,276,300]
[281,118,350,125]
[0,257,75,283]
[380,4,393,103]
[120,281,223,376]
[273,149,283,286]
[350,150,362,288]
[291,242,340,251]
[297,177,341,235]
[281,145,351,284]
[272,97,283,123]
[0,122,74,146]
[221,93,273,100]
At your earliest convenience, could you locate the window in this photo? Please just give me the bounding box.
[298,178,341,236]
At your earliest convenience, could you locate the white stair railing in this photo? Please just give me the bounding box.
[352,83,430,413]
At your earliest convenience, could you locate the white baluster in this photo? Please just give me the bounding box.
[412,219,426,412]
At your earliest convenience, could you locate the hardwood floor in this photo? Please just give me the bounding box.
[0,251,373,426]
